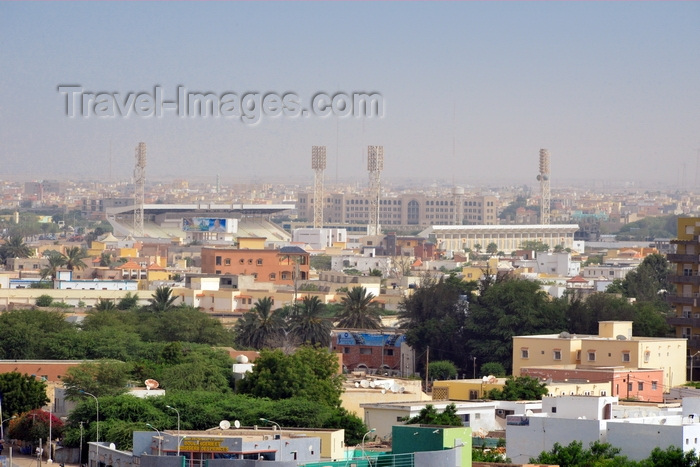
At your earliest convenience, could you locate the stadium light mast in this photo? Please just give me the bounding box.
[133,142,147,236]
[537,148,550,225]
[367,145,384,236]
[311,146,327,229]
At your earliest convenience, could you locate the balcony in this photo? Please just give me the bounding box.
[669,275,700,285]
[667,293,700,306]
[668,316,700,328]
[667,254,700,263]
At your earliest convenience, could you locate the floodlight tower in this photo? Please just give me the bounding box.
[311,146,327,229]
[367,145,384,236]
[537,148,550,225]
[452,186,465,225]
[133,142,147,236]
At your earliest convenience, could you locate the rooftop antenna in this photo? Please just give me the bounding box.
[537,149,551,224]
[312,146,327,228]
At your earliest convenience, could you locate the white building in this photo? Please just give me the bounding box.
[360,400,500,441]
[420,224,580,257]
[292,228,347,250]
[507,395,700,463]
[515,251,580,277]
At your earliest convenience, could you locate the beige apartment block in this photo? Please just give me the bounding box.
[513,321,686,390]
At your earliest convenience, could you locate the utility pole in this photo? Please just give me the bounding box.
[425,346,430,392]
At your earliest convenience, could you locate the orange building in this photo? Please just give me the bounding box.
[201,246,309,285]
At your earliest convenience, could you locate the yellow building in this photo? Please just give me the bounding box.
[512,321,687,390]
[432,378,610,400]
[668,218,700,362]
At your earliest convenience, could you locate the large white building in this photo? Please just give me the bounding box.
[507,395,700,463]
[419,224,580,257]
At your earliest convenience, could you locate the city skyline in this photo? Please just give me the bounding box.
[1,2,699,185]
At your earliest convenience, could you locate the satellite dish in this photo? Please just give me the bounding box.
[369,381,376,388]
[381,389,386,394]
[616,335,627,340]
[390,384,400,393]
[219,420,231,430]
[234,420,241,429]
[355,382,360,388]
[109,443,116,450]
[360,380,370,388]
[399,386,405,393]
[145,379,159,390]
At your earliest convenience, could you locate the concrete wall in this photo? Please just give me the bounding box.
[506,416,605,464]
[414,448,460,467]
[606,421,692,461]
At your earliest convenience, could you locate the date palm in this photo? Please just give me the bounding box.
[336,286,382,330]
[289,296,332,346]
[0,235,32,263]
[63,246,88,271]
[148,286,178,312]
[234,297,286,349]
[40,252,67,280]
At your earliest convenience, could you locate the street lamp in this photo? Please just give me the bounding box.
[259,418,282,460]
[1,415,16,440]
[472,356,477,379]
[361,428,376,460]
[79,391,99,467]
[691,351,700,383]
[146,424,162,456]
[166,405,181,456]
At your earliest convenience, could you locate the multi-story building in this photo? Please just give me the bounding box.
[668,218,700,370]
[200,245,309,286]
[296,192,498,227]
[513,321,687,393]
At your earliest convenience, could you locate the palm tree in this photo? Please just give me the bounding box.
[63,246,88,271]
[0,235,32,263]
[99,252,112,267]
[289,296,332,347]
[40,252,67,280]
[336,286,382,329]
[148,286,178,312]
[95,298,117,311]
[234,297,286,349]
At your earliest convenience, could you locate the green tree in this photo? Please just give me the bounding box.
[95,298,117,311]
[520,240,550,252]
[399,275,473,373]
[40,251,66,280]
[336,286,382,329]
[466,278,566,372]
[0,372,50,417]
[117,292,139,310]
[36,294,53,307]
[233,297,286,349]
[99,252,112,267]
[0,235,32,264]
[621,253,673,303]
[404,403,462,426]
[64,246,88,271]
[428,360,458,381]
[289,296,332,347]
[486,242,498,255]
[480,362,506,377]
[62,361,130,398]
[239,347,344,408]
[7,409,64,444]
[161,351,233,392]
[640,446,700,467]
[148,286,178,312]
[530,440,630,467]
[487,376,548,401]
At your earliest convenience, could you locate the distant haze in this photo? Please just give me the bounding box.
[1,2,699,187]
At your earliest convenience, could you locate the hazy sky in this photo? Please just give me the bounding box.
[1,2,699,187]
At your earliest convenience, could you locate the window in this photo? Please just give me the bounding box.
[396,417,403,422]
[239,258,245,264]
[588,351,596,362]
[638,382,644,391]
[553,350,562,360]
[269,273,276,280]
[248,259,253,265]
[551,407,557,413]
[344,347,350,354]
[224,258,231,266]
[652,381,658,390]
[601,390,607,396]
[215,270,221,275]
[521,349,529,359]
[215,256,222,266]
[383,349,394,356]
[627,382,633,392]
[622,352,630,362]
[257,258,263,265]
[360,348,372,355]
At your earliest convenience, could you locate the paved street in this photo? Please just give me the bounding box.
[0,450,79,467]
